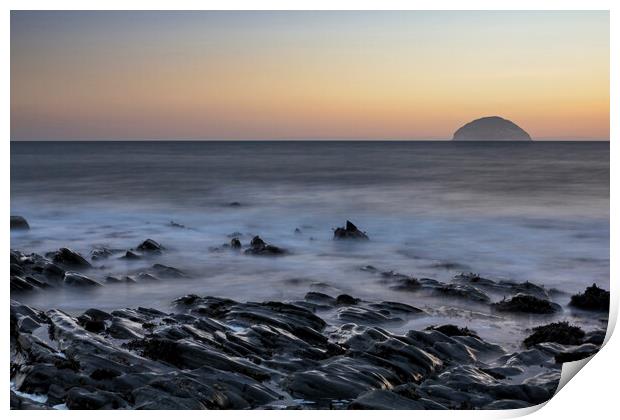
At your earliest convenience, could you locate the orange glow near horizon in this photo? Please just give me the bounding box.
[11,11,609,140]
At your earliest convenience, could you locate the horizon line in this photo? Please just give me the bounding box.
[10,138,611,142]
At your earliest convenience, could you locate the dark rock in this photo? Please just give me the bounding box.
[554,344,599,363]
[169,220,186,228]
[66,387,129,409]
[426,325,479,339]
[78,308,112,333]
[244,236,286,256]
[483,399,532,409]
[120,250,141,260]
[63,272,103,287]
[389,277,422,291]
[369,301,424,315]
[435,284,490,303]
[48,248,92,269]
[230,238,242,249]
[455,273,550,300]
[349,389,430,409]
[583,329,606,346]
[336,294,361,306]
[135,272,159,282]
[107,317,145,339]
[90,247,116,261]
[492,294,561,314]
[11,276,35,293]
[151,263,187,278]
[11,215,30,230]
[429,261,470,271]
[523,322,585,348]
[569,283,610,311]
[229,202,242,207]
[136,239,163,253]
[334,220,369,240]
[304,291,337,306]
[337,306,403,325]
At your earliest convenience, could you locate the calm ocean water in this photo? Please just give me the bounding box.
[10,141,609,345]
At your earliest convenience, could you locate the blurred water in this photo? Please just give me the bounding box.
[10,141,609,346]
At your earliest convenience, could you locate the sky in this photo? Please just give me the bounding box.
[11,11,609,141]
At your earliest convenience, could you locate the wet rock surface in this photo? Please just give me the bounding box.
[569,284,610,311]
[523,322,585,348]
[333,220,369,240]
[244,236,287,256]
[11,216,30,230]
[10,285,603,410]
[491,294,561,314]
[9,245,607,410]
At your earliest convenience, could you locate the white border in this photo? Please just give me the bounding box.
[3,2,616,419]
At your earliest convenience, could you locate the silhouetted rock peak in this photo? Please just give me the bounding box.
[452,116,532,141]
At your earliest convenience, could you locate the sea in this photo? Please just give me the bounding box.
[10,141,609,348]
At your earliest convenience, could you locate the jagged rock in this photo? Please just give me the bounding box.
[244,236,286,256]
[63,272,102,287]
[426,325,479,339]
[65,387,129,409]
[349,389,437,410]
[523,322,585,348]
[48,248,91,269]
[90,247,115,261]
[554,343,599,363]
[336,294,360,306]
[334,220,369,240]
[136,239,163,253]
[9,290,598,410]
[389,277,422,291]
[78,308,112,333]
[120,250,141,260]
[569,283,610,311]
[230,238,242,249]
[11,215,30,230]
[151,264,187,278]
[492,294,561,314]
[455,273,549,300]
[434,284,490,303]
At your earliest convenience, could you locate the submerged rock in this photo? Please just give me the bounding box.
[333,220,369,240]
[244,236,286,256]
[523,322,585,348]
[136,239,164,253]
[120,250,141,260]
[151,264,187,278]
[569,283,610,311]
[11,215,30,230]
[90,247,115,261]
[491,294,561,314]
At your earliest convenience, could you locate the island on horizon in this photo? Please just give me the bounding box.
[452,116,532,141]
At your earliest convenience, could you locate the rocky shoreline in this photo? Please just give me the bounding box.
[10,218,609,410]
